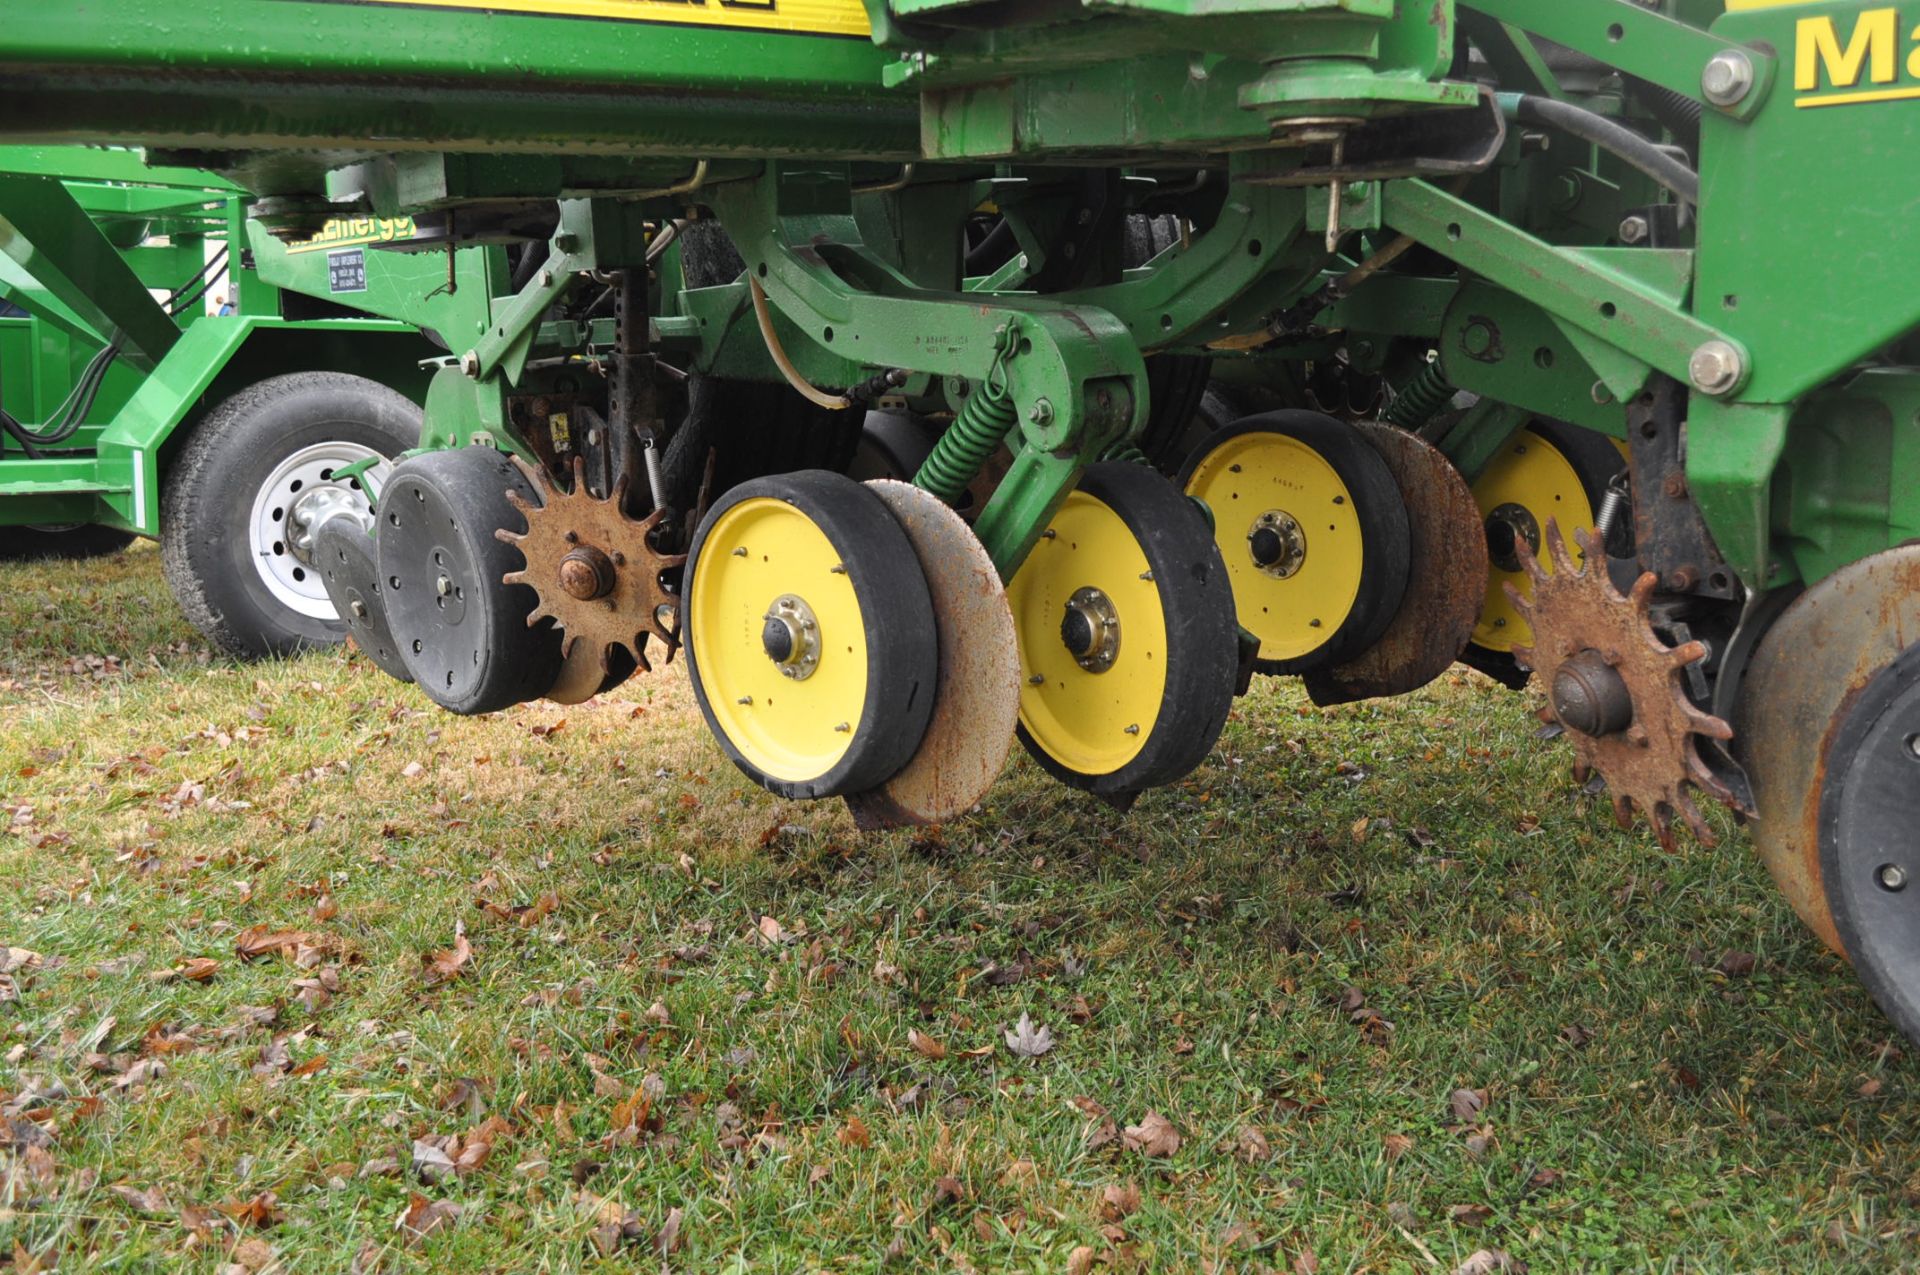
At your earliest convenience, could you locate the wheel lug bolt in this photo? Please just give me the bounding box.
[1880,864,1909,893]
[435,575,453,597]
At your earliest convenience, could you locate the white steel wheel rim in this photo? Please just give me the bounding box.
[246,440,390,620]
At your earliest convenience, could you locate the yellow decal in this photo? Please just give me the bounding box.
[357,0,871,37]
[1790,6,1920,107]
[287,216,420,254]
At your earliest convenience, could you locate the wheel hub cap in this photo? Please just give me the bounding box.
[285,484,370,566]
[1247,510,1306,578]
[558,545,616,600]
[1060,585,1121,673]
[1484,501,1540,574]
[763,594,821,680]
[1550,649,1634,737]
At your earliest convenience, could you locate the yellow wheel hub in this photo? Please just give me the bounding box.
[1008,490,1167,777]
[1471,427,1598,653]
[1183,430,1365,664]
[687,496,870,784]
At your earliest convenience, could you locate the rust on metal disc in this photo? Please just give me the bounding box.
[1303,421,1487,705]
[1511,521,1739,850]
[1734,543,1920,956]
[844,480,1020,829]
[496,455,685,705]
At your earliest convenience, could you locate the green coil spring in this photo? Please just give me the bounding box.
[1383,360,1454,430]
[913,386,1019,504]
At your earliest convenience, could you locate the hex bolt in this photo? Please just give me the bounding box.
[1028,398,1054,426]
[737,696,753,706]
[1701,49,1755,108]
[1688,340,1744,396]
[460,350,480,378]
[1028,674,1045,686]
[1880,864,1909,893]
[435,575,453,598]
[834,721,851,733]
[1618,214,1651,245]
[1662,473,1689,500]
[539,270,555,288]
[1123,723,1141,735]
[349,599,368,619]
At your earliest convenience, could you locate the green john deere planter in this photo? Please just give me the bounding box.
[3,0,1919,1045]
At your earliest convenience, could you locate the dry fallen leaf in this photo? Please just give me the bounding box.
[395,1193,461,1246]
[1098,1182,1141,1222]
[1382,1133,1415,1162]
[1235,1125,1271,1164]
[234,927,317,962]
[654,1206,685,1256]
[909,1029,947,1060]
[1449,1087,1487,1123]
[1003,1012,1054,1059]
[1066,1245,1097,1275]
[1122,1111,1181,1158]
[1452,1250,1526,1275]
[107,1182,170,1216]
[837,1114,871,1149]
[422,933,472,984]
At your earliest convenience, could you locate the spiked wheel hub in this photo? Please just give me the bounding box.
[495,456,687,704]
[1509,520,1740,849]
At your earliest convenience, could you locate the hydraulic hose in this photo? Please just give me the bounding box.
[1501,93,1699,206]
[747,276,853,411]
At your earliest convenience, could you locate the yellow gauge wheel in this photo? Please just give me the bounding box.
[1469,423,1620,656]
[1009,463,1237,799]
[1178,412,1409,675]
[684,471,936,800]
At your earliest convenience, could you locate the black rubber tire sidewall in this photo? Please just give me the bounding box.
[683,469,939,800]
[1178,411,1411,676]
[1,525,137,562]
[161,372,421,659]
[380,446,564,714]
[1017,462,1239,798]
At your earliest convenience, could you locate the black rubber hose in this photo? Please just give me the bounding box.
[1511,94,1699,205]
[0,408,45,459]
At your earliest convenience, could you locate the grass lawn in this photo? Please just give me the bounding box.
[2,542,1916,1273]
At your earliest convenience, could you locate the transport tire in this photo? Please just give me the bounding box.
[0,524,136,562]
[161,371,420,659]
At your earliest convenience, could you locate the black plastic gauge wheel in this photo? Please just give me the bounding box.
[1178,410,1410,676]
[1010,462,1238,800]
[683,469,938,800]
[1821,642,1920,1045]
[378,447,562,714]
[313,518,414,684]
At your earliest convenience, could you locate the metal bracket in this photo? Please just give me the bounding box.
[1462,0,1777,120]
